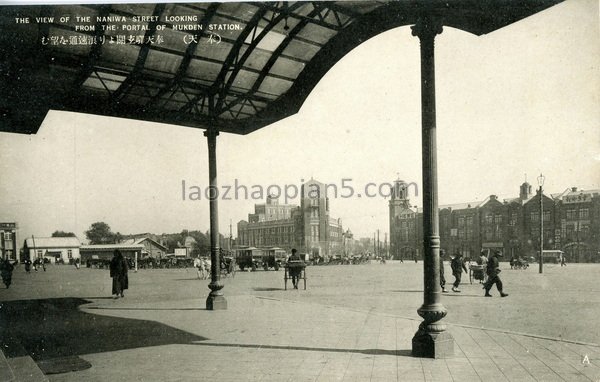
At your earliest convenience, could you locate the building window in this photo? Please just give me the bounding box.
[494,214,502,224]
[509,212,517,226]
[543,211,551,222]
[458,217,465,227]
[3,232,11,240]
[466,216,473,226]
[530,212,539,222]
[37,250,43,257]
[566,209,576,220]
[579,208,589,219]
[466,227,473,240]
[580,224,589,238]
[485,214,493,224]
[67,250,73,259]
[485,227,493,241]
[566,225,574,240]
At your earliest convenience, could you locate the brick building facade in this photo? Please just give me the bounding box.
[390,180,600,262]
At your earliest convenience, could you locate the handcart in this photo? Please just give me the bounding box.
[284,261,307,290]
[469,264,486,284]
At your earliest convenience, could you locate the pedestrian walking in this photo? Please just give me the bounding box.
[202,257,210,279]
[560,254,567,267]
[23,258,31,273]
[109,250,129,298]
[1,259,16,288]
[450,252,468,292]
[440,249,447,293]
[194,257,206,279]
[483,250,508,297]
[477,251,489,283]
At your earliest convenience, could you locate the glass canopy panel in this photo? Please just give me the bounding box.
[187,59,222,83]
[320,7,352,27]
[100,44,140,70]
[122,93,151,106]
[245,26,286,52]
[143,50,183,78]
[231,69,260,92]
[258,76,293,97]
[296,22,338,45]
[269,57,306,79]
[83,75,116,92]
[244,48,272,71]
[127,84,160,98]
[178,3,211,13]
[164,90,193,104]
[161,99,188,111]
[282,39,321,62]
[111,3,157,15]
[332,1,380,15]
[196,41,233,62]
[293,2,318,17]
[216,2,260,22]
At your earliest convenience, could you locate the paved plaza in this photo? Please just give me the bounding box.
[1,262,599,381]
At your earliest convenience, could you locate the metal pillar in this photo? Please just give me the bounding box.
[539,186,544,274]
[205,127,227,310]
[411,18,454,358]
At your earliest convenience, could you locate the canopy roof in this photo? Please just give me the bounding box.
[0,1,563,135]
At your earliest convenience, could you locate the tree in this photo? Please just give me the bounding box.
[85,222,120,244]
[51,230,76,237]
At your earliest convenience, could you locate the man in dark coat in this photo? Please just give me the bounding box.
[450,253,468,292]
[439,249,447,293]
[1,259,16,288]
[110,250,129,298]
[484,250,508,297]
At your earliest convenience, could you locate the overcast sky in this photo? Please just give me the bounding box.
[0,0,598,245]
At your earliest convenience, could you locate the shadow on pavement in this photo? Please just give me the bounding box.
[86,306,205,311]
[193,342,413,357]
[442,294,483,298]
[390,290,423,293]
[253,287,285,292]
[0,298,208,361]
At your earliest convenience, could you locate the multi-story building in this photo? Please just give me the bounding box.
[390,180,600,262]
[553,187,600,263]
[237,180,343,258]
[0,222,18,261]
[389,180,421,260]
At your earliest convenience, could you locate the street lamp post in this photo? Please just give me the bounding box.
[538,173,545,274]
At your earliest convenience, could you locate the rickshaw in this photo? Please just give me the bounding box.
[469,263,486,284]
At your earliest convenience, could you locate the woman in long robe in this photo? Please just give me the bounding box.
[109,250,129,298]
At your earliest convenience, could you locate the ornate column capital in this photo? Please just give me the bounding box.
[411,18,443,41]
[203,127,219,139]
